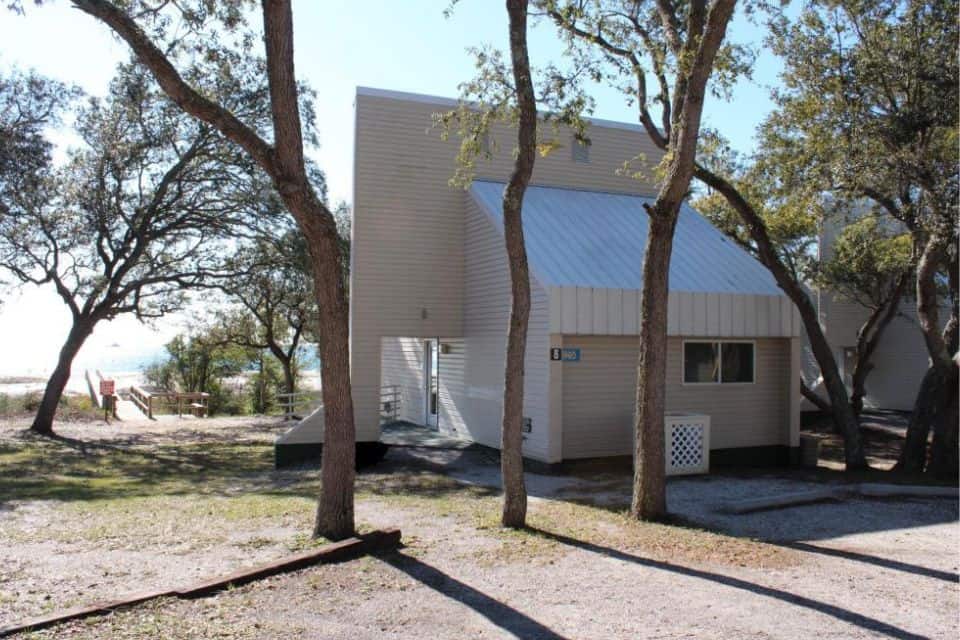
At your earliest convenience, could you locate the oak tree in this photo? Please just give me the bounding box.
[545,0,739,520]
[59,0,360,538]
[0,65,273,435]
[817,217,912,416]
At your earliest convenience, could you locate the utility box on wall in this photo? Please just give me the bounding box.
[664,413,711,476]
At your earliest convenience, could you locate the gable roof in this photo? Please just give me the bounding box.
[469,180,783,296]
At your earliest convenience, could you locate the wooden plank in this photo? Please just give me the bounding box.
[718,488,848,514]
[176,530,400,597]
[0,588,176,638]
[858,484,959,498]
[0,529,402,638]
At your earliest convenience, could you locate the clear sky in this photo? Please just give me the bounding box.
[0,1,785,379]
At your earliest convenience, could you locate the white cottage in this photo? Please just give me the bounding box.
[276,87,802,468]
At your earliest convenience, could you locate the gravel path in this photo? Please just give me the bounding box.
[3,420,957,639]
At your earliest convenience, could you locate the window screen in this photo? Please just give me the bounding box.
[683,342,719,383]
[721,342,754,383]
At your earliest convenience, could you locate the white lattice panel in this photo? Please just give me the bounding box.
[665,414,710,476]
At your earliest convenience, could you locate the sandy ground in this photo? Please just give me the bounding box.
[1,418,957,639]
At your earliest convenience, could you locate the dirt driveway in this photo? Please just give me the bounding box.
[2,418,957,639]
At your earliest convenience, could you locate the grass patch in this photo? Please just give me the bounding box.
[19,597,266,640]
[353,469,795,569]
[0,436,288,503]
[1,422,794,581]
[0,392,101,422]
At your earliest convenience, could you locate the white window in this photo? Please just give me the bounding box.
[683,341,755,384]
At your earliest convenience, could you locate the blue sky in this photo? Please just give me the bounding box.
[0,1,785,377]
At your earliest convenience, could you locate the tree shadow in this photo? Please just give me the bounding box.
[782,541,958,583]
[526,527,929,640]
[380,551,568,640]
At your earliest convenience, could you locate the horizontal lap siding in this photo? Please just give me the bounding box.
[437,338,468,437]
[380,337,424,424]
[351,96,468,438]
[455,198,551,460]
[561,337,638,458]
[561,336,791,458]
[353,91,662,442]
[813,293,933,411]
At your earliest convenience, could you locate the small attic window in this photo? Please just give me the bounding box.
[480,132,491,155]
[572,137,591,163]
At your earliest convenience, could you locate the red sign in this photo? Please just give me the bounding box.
[100,379,115,396]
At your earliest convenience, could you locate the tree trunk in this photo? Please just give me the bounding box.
[897,236,953,473]
[631,213,677,521]
[500,0,536,529]
[897,365,942,472]
[70,0,358,541]
[268,343,298,397]
[280,357,296,397]
[294,197,355,542]
[692,164,869,470]
[850,275,907,416]
[31,318,95,436]
[927,355,959,478]
[801,380,833,415]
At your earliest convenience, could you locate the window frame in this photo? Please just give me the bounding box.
[681,339,757,386]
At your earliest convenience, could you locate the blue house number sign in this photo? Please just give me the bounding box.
[550,347,581,362]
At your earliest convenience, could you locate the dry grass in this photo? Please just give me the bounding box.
[1,418,801,635]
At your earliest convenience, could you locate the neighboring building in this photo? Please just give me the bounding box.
[277,87,803,467]
[802,218,931,412]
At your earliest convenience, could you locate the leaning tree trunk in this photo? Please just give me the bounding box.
[927,355,959,478]
[850,276,907,416]
[280,358,296,397]
[268,344,298,397]
[31,318,95,436]
[70,0,358,541]
[692,165,869,470]
[293,196,357,542]
[631,213,678,521]
[897,364,945,472]
[897,236,954,473]
[499,0,537,529]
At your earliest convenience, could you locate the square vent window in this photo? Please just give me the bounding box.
[572,138,591,163]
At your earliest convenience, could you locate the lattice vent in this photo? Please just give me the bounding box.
[665,414,711,476]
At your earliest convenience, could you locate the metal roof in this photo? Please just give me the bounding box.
[469,180,783,296]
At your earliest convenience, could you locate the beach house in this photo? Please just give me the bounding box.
[276,87,803,468]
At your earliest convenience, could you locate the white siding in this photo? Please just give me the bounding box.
[546,288,800,338]
[437,337,469,437]
[351,90,663,441]
[380,337,425,424]
[445,197,552,460]
[561,336,792,459]
[806,293,934,411]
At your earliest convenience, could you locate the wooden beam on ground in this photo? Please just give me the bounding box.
[718,482,958,515]
[857,483,959,499]
[176,529,401,598]
[0,529,401,638]
[718,488,849,514]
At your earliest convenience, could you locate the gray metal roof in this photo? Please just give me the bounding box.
[469,180,783,296]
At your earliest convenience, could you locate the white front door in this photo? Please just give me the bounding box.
[424,339,439,428]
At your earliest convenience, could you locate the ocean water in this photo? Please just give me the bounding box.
[1,345,322,395]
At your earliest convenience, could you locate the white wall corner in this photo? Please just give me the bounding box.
[789,336,802,447]
[546,333,564,463]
